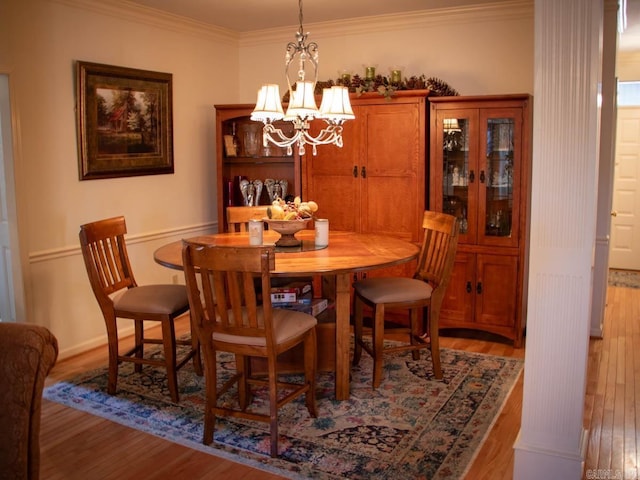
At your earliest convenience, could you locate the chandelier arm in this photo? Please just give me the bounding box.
[301,125,344,147]
[262,124,301,148]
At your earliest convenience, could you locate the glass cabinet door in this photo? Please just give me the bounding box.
[438,109,478,243]
[478,108,522,247]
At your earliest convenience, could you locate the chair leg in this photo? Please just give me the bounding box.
[105,316,119,396]
[236,354,250,410]
[409,308,421,361]
[202,347,217,445]
[161,319,179,403]
[304,329,318,418]
[372,303,385,389]
[134,320,144,373]
[267,356,279,458]
[189,313,203,376]
[352,295,364,366]
[429,307,443,379]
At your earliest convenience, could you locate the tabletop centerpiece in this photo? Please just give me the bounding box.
[264,196,318,247]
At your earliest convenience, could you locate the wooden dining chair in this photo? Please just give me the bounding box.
[352,211,459,388]
[226,206,270,232]
[182,241,318,457]
[79,216,202,403]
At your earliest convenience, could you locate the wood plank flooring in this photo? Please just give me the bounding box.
[39,285,638,479]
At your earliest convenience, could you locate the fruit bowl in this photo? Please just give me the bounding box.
[264,218,310,247]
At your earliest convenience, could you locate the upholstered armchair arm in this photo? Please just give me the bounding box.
[0,323,58,480]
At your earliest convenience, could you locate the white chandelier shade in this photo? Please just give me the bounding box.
[250,0,355,156]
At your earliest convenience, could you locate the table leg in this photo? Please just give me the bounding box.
[334,272,351,400]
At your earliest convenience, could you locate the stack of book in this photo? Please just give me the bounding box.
[270,281,329,316]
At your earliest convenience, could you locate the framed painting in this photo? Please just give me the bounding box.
[76,61,174,180]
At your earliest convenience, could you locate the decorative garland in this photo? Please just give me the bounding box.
[282,72,459,102]
[326,74,459,99]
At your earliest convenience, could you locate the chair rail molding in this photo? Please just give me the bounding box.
[29,221,217,265]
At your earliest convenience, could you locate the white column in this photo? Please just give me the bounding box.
[513,0,602,478]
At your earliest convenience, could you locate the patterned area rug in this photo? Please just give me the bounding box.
[44,344,523,479]
[608,269,640,289]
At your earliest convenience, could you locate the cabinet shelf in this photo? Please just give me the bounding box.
[223,156,294,165]
[215,103,302,232]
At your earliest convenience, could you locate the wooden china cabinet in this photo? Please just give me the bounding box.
[214,104,302,232]
[429,94,532,347]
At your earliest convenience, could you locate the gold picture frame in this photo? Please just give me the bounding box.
[76,61,174,180]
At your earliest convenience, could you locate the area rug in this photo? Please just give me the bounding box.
[43,344,523,479]
[608,269,640,289]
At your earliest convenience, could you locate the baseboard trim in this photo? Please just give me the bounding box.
[513,428,588,479]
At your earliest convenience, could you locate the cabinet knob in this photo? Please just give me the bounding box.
[611,211,617,217]
[469,170,475,183]
[480,170,485,183]
[361,166,367,178]
[476,282,483,294]
[466,281,472,293]
[353,165,358,178]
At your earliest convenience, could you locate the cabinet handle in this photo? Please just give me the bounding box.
[466,281,472,293]
[476,282,483,294]
[480,170,485,183]
[353,165,358,178]
[361,166,367,178]
[469,170,475,183]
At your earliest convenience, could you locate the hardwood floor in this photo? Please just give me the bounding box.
[39,285,638,479]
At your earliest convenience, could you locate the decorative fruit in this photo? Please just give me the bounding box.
[266,196,318,220]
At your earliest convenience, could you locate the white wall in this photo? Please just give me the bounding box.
[1,0,238,356]
[0,0,534,358]
[238,2,534,103]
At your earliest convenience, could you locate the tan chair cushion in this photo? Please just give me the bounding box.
[212,307,317,347]
[354,277,433,303]
[113,285,189,315]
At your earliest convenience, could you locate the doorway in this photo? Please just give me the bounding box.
[0,73,23,323]
[610,82,640,271]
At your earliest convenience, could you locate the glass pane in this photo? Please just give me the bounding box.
[485,118,514,237]
[442,117,469,234]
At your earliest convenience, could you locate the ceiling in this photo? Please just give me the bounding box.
[125,0,516,32]
[126,0,640,51]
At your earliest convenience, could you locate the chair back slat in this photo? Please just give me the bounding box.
[182,242,276,342]
[79,216,136,302]
[226,206,270,232]
[415,211,459,290]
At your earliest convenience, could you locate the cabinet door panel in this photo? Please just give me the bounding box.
[361,103,424,240]
[477,108,523,248]
[432,108,480,244]
[440,252,476,324]
[475,253,518,327]
[303,109,363,231]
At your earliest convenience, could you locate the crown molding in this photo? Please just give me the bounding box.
[51,0,239,45]
[240,0,533,47]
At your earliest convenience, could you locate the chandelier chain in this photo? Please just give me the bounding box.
[298,0,304,34]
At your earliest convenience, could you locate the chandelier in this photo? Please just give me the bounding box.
[250,0,355,156]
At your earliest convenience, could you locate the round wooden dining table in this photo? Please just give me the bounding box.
[154,229,419,400]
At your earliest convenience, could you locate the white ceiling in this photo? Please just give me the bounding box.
[125,0,640,50]
[125,0,516,32]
